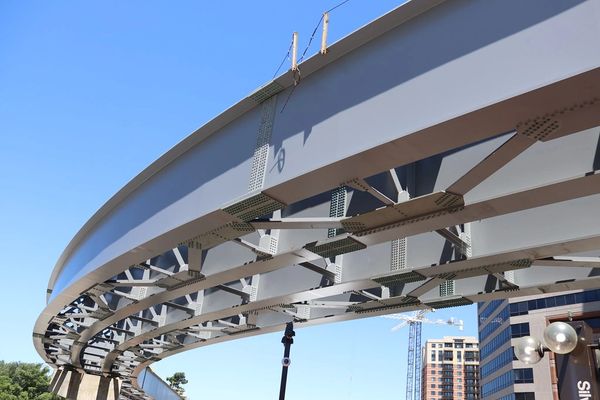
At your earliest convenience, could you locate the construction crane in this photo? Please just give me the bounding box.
[383,310,464,400]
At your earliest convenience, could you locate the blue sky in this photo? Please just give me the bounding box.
[0,1,478,399]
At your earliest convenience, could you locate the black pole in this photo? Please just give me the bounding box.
[279,322,295,400]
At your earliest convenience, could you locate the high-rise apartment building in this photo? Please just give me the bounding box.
[422,336,480,400]
[478,288,600,400]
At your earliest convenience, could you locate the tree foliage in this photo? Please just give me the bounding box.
[166,372,188,396]
[0,362,60,400]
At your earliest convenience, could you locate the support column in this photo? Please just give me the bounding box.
[49,368,120,400]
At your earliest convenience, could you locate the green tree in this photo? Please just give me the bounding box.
[166,372,188,396]
[0,362,60,400]
[0,375,21,400]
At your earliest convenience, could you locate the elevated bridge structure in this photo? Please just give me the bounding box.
[34,0,600,398]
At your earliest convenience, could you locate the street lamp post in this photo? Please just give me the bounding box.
[514,320,600,400]
[554,321,599,400]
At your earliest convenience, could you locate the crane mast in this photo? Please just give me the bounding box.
[406,321,423,400]
[383,310,464,400]
[414,321,422,400]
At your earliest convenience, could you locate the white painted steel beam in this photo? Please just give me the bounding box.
[33,0,600,398]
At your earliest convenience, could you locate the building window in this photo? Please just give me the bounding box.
[444,342,453,348]
[479,304,510,341]
[431,351,436,362]
[513,368,534,384]
[481,326,510,359]
[482,370,513,397]
[457,351,462,362]
[480,347,513,377]
[509,289,600,316]
[515,393,536,400]
[479,299,506,319]
[465,351,479,362]
[511,322,530,338]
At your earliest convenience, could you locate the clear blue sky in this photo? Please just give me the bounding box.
[0,1,478,399]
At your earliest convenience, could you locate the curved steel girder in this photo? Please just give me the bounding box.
[127,269,600,383]
[68,171,600,369]
[112,231,600,374]
[43,162,600,393]
[33,0,600,398]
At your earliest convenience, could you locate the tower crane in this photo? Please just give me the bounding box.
[382,310,464,400]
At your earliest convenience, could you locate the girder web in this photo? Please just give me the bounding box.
[40,131,600,397]
[33,13,600,394]
[39,124,600,399]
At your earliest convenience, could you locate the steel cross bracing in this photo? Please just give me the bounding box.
[37,132,600,400]
[33,0,600,398]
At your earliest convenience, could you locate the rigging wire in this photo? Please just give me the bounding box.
[272,36,294,79]
[275,0,353,112]
[279,77,298,114]
[298,0,353,63]
[274,0,352,78]
[298,14,324,64]
[326,0,351,13]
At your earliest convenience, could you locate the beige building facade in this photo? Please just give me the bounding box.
[422,336,480,400]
